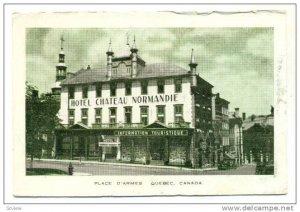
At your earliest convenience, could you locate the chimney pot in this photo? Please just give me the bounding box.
[234,108,240,117]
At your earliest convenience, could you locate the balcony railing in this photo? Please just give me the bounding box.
[168,122,191,128]
[92,123,145,129]
[91,122,191,129]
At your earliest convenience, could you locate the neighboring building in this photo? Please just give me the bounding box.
[53,37,225,168]
[243,107,274,164]
[229,108,244,165]
[211,93,230,165]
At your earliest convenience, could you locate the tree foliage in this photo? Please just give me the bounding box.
[26,82,60,159]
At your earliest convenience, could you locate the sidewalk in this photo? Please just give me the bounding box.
[73,172,92,176]
[28,158,218,172]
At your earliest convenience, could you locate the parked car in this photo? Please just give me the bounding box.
[256,161,274,175]
[218,159,237,170]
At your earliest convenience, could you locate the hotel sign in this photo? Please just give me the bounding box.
[69,94,179,108]
[114,129,189,136]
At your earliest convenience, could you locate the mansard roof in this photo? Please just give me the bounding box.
[61,63,192,85]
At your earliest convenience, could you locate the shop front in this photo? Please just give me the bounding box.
[54,123,195,167]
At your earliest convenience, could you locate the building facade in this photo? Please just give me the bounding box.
[211,93,230,165]
[229,108,244,165]
[53,38,222,168]
[243,107,274,164]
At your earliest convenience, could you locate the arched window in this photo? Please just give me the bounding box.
[117,62,127,76]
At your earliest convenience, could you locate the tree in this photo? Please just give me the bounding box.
[26,82,60,166]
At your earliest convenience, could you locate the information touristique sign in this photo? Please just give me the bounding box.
[114,129,189,136]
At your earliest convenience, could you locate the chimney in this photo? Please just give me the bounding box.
[242,112,246,121]
[216,93,220,99]
[189,49,198,87]
[234,108,240,117]
[87,65,91,70]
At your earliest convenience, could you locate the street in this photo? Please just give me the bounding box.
[26,159,257,175]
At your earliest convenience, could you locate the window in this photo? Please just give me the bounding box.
[110,83,117,97]
[96,84,102,97]
[82,86,88,99]
[68,86,75,99]
[68,109,75,125]
[81,108,88,125]
[156,105,165,124]
[222,122,229,130]
[174,78,182,93]
[109,108,117,124]
[174,104,184,123]
[69,109,74,116]
[140,106,149,125]
[157,80,165,94]
[141,81,148,95]
[125,82,132,96]
[124,107,132,124]
[118,62,127,75]
[222,107,228,115]
[222,137,229,146]
[95,108,102,124]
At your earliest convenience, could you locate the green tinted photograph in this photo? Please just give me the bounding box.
[26,28,274,176]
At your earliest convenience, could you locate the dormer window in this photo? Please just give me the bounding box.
[117,62,127,76]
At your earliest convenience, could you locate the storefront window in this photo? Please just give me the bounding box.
[95,108,102,124]
[157,105,165,124]
[81,108,88,125]
[140,106,148,125]
[124,107,132,124]
[157,80,165,94]
[174,78,182,93]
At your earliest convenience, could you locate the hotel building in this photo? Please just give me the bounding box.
[54,38,226,168]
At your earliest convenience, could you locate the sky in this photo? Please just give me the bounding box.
[26,28,274,116]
